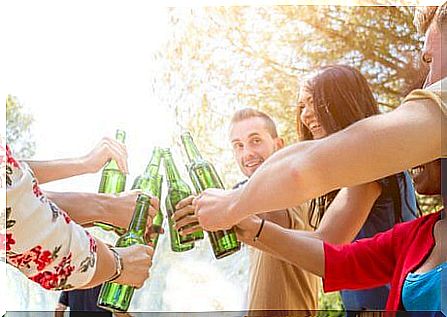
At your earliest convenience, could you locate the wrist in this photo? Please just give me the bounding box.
[253,218,266,242]
[105,247,123,283]
[228,187,249,221]
[79,155,94,174]
[236,215,262,242]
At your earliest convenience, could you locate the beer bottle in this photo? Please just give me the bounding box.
[131,147,164,249]
[181,132,240,259]
[97,193,152,312]
[95,129,127,234]
[147,174,163,249]
[164,148,204,248]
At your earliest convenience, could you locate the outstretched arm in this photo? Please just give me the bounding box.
[237,215,325,277]
[236,212,399,291]
[25,137,128,184]
[196,99,442,231]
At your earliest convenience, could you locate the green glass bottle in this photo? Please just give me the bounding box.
[148,174,164,249]
[164,148,204,247]
[97,193,152,313]
[95,129,127,234]
[181,132,240,259]
[165,195,194,252]
[131,147,164,249]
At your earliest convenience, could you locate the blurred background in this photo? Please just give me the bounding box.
[3,0,442,313]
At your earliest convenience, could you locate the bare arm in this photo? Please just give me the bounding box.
[237,215,325,277]
[196,99,442,231]
[172,195,298,265]
[45,191,143,228]
[235,215,299,265]
[25,137,128,184]
[45,191,107,225]
[237,183,380,263]
[311,183,382,244]
[26,157,93,184]
[239,100,440,215]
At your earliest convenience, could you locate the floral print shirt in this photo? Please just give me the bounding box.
[5,145,97,290]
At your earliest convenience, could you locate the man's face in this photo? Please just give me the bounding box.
[229,117,284,177]
[422,23,446,85]
[411,159,441,195]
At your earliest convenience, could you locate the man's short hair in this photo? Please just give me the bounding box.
[414,2,447,34]
[230,108,279,138]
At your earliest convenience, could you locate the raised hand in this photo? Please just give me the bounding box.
[83,137,129,174]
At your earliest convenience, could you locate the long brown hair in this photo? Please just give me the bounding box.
[297,65,379,141]
[296,65,405,228]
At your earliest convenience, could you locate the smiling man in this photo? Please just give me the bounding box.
[228,108,320,311]
[173,108,320,311]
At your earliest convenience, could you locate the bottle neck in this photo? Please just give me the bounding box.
[163,152,181,184]
[104,130,126,170]
[181,132,202,163]
[144,148,162,177]
[115,129,126,143]
[128,194,150,233]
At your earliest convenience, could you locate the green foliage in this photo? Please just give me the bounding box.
[416,194,443,215]
[318,290,344,314]
[6,94,35,159]
[152,6,425,188]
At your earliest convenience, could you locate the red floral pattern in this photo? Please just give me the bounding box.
[30,271,60,290]
[6,144,97,290]
[8,245,54,270]
[30,253,75,290]
[32,179,44,198]
[6,145,19,168]
[6,233,15,252]
[55,253,75,277]
[60,209,72,224]
[85,231,97,253]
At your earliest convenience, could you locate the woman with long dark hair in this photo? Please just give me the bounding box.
[294,65,419,311]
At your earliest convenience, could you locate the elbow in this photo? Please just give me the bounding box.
[289,159,305,190]
[289,157,325,202]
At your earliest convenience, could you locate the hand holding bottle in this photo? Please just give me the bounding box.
[172,195,203,236]
[83,136,129,174]
[112,244,154,289]
[101,191,159,237]
[194,187,246,231]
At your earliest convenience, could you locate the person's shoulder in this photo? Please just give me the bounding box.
[393,210,441,234]
[403,77,446,105]
[426,77,447,92]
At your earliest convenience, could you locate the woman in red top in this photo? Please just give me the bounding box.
[235,158,445,311]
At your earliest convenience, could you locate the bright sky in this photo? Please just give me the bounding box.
[3,1,174,192]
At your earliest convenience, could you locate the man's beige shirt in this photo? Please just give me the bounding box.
[248,204,320,311]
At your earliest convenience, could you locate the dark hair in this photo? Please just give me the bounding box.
[296,65,416,228]
[230,107,279,138]
[297,65,379,141]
